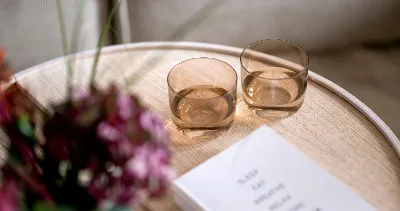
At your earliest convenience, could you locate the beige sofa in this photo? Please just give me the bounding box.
[125,0,400,50]
[1,0,399,135]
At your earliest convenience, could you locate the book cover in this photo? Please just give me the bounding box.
[173,125,376,211]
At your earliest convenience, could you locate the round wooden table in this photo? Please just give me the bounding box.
[12,42,400,210]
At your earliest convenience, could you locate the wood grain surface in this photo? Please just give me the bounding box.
[7,42,400,211]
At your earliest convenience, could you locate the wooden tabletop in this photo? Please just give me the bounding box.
[12,42,400,211]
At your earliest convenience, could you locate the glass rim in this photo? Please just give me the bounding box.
[240,39,309,80]
[167,57,238,100]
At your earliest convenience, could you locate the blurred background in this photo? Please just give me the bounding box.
[0,0,399,136]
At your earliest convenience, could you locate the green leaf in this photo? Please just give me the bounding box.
[33,202,56,211]
[20,190,30,211]
[7,152,23,164]
[33,201,76,211]
[108,206,132,211]
[58,206,77,211]
[96,200,132,211]
[17,114,34,137]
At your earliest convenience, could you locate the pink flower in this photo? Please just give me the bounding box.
[149,150,174,182]
[18,141,36,164]
[0,179,20,211]
[118,139,134,158]
[97,121,122,142]
[146,162,175,197]
[88,173,110,201]
[139,111,169,145]
[73,89,90,101]
[0,100,11,124]
[151,148,169,165]
[126,156,148,181]
[106,139,136,164]
[117,95,135,121]
[133,144,153,158]
[115,186,139,205]
[146,148,175,197]
[147,174,167,197]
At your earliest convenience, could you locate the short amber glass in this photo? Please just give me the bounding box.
[241,39,309,118]
[167,58,237,140]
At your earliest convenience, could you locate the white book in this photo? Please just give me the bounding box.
[173,125,376,211]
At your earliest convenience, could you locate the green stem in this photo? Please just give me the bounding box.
[55,0,73,100]
[70,0,86,56]
[90,0,122,84]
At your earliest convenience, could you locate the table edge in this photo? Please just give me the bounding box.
[13,41,400,158]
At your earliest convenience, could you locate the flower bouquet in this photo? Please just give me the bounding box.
[0,1,173,210]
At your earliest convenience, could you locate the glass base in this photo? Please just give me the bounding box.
[246,103,303,120]
[166,121,233,146]
[180,127,231,141]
